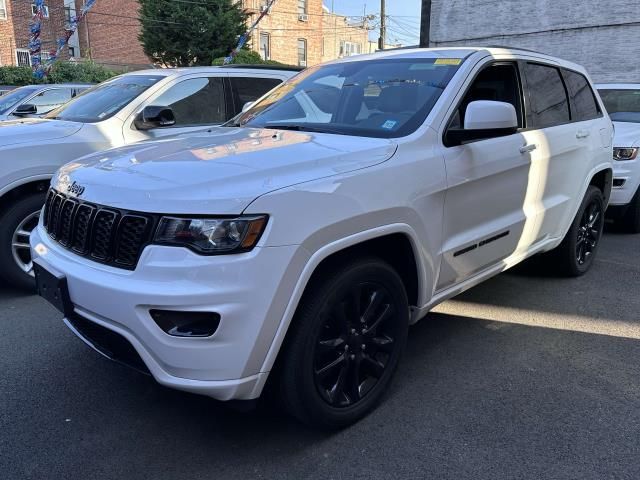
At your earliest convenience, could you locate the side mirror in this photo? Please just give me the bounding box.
[134,106,176,130]
[445,100,518,147]
[242,101,255,113]
[14,103,38,116]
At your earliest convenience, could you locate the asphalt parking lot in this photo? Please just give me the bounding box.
[2,230,640,480]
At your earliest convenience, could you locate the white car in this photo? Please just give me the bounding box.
[32,47,612,428]
[0,66,296,289]
[597,84,640,232]
[0,84,91,121]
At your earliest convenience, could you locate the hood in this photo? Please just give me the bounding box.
[52,127,397,215]
[0,118,83,147]
[612,121,640,148]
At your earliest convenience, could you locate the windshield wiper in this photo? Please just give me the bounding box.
[263,124,348,136]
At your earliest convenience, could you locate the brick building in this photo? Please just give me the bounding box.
[242,0,370,67]
[428,0,640,83]
[75,0,151,70]
[0,0,69,66]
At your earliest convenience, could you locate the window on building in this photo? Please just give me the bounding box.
[16,49,31,67]
[297,0,307,14]
[259,32,270,61]
[68,46,77,57]
[562,69,601,122]
[31,88,74,114]
[340,41,362,58]
[64,6,73,25]
[151,77,227,126]
[31,4,50,18]
[297,39,307,67]
[0,0,7,21]
[524,62,570,128]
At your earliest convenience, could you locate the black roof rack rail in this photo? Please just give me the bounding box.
[222,64,304,72]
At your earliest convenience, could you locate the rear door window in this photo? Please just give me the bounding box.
[562,69,601,121]
[524,63,570,128]
[229,76,282,115]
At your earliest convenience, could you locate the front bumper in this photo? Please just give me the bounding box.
[610,158,640,206]
[31,224,308,400]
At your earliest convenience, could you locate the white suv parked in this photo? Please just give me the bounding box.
[32,48,613,428]
[0,66,296,289]
[597,84,640,232]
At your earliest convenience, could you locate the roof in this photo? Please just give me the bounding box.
[123,65,300,77]
[595,83,640,89]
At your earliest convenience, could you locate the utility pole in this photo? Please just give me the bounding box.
[420,0,431,48]
[378,0,386,50]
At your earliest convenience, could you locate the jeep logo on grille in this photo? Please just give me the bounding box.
[67,181,85,197]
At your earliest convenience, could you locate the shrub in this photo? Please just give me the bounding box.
[0,62,117,87]
[212,49,296,68]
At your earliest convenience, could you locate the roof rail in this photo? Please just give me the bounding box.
[222,64,304,72]
[483,45,547,55]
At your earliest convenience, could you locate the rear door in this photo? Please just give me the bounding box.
[523,63,603,241]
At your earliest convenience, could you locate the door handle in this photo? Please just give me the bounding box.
[576,130,591,139]
[519,144,537,154]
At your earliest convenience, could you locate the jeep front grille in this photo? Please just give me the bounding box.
[43,189,157,270]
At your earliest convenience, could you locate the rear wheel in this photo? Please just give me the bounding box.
[620,188,640,234]
[549,186,604,276]
[278,258,409,429]
[0,192,46,291]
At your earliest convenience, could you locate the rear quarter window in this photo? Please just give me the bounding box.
[562,69,601,121]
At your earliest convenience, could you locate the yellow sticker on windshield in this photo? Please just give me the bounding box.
[434,58,462,65]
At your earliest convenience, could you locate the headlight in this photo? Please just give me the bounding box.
[613,147,638,161]
[154,215,267,254]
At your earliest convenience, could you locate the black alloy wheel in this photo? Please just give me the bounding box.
[313,282,399,407]
[576,199,603,266]
[278,258,409,429]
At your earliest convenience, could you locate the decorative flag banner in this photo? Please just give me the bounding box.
[224,0,278,65]
[31,0,98,80]
[29,0,46,78]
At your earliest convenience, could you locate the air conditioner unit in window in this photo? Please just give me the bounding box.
[298,13,309,22]
[260,5,269,13]
[299,60,307,67]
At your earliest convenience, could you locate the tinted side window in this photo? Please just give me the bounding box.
[450,62,523,129]
[230,77,282,114]
[562,69,601,121]
[525,63,570,128]
[31,88,73,114]
[153,77,226,126]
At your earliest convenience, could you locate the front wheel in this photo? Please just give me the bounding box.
[620,188,640,234]
[278,258,409,429]
[549,186,605,276]
[0,192,46,290]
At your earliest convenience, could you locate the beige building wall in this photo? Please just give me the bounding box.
[241,0,371,67]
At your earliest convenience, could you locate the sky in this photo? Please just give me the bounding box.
[322,0,422,45]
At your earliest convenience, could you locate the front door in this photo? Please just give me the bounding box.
[437,61,538,291]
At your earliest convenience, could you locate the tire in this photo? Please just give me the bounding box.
[549,186,605,277]
[278,257,409,429]
[620,188,640,234]
[0,192,46,291]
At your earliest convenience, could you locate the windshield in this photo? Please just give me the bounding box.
[45,75,164,123]
[230,57,462,138]
[0,86,38,115]
[598,88,640,123]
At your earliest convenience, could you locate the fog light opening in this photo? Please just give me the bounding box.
[150,310,221,338]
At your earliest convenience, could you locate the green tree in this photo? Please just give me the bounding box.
[138,0,247,67]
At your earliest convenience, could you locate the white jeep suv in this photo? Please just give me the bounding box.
[597,84,640,232]
[31,48,613,428]
[0,66,296,289]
